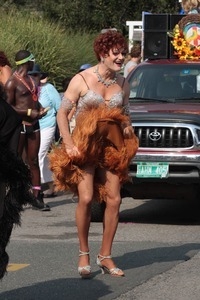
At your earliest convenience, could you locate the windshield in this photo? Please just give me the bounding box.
[128,64,200,102]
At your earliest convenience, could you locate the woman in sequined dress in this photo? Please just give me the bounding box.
[49,30,138,278]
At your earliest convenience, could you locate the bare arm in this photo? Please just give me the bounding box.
[57,74,83,154]
[57,107,74,149]
[121,78,134,138]
[0,65,12,86]
[4,78,29,118]
[4,77,16,107]
[5,77,46,120]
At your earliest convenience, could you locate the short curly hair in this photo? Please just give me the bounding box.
[93,30,128,61]
[0,51,11,67]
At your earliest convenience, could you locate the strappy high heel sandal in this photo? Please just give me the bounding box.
[78,250,91,279]
[96,254,124,277]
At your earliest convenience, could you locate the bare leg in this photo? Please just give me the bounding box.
[24,131,50,211]
[26,131,41,197]
[76,165,95,268]
[98,169,123,273]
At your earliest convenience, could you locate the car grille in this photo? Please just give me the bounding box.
[134,126,193,148]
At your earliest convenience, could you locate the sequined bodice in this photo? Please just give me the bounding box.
[76,89,124,115]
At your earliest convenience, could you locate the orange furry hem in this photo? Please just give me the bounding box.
[49,105,138,201]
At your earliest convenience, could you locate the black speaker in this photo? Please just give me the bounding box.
[143,31,169,59]
[169,14,186,58]
[169,14,185,30]
[143,14,169,59]
[144,14,169,31]
[143,14,187,59]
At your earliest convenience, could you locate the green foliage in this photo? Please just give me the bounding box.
[0,8,97,90]
[0,1,181,88]
[35,0,180,34]
[0,0,180,34]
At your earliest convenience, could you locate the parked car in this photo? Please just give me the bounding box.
[125,58,200,200]
[91,58,200,221]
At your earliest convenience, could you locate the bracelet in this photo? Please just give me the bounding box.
[27,109,32,116]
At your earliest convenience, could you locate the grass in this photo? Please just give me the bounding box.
[0,8,97,90]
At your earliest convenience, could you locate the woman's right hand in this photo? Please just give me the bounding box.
[65,145,80,157]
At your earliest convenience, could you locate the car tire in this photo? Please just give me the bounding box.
[90,187,131,222]
[91,201,106,222]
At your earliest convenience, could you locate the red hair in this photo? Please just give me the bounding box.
[93,30,128,61]
[0,51,11,67]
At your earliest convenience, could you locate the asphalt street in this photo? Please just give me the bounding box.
[0,192,200,300]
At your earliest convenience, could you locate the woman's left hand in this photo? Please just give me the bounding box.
[123,125,134,138]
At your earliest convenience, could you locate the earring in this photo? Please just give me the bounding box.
[101,57,104,63]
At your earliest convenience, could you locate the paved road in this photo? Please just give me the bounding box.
[1,192,200,300]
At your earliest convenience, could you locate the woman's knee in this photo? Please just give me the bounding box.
[78,194,93,206]
[106,194,121,209]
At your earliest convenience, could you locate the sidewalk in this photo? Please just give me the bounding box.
[116,251,200,300]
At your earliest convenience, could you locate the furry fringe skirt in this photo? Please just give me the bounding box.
[0,147,34,280]
[49,105,139,201]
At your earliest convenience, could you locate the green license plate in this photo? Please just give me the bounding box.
[136,162,169,178]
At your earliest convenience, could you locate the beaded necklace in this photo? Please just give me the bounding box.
[94,66,117,88]
[14,71,38,101]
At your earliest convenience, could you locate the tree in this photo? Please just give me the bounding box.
[0,0,180,34]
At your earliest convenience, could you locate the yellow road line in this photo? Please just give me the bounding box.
[7,264,30,271]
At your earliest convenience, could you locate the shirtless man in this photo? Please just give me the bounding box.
[5,50,50,211]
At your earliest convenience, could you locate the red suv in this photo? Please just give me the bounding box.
[91,58,200,222]
[124,58,200,200]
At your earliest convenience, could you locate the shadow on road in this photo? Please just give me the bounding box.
[119,198,200,225]
[0,277,112,300]
[116,243,200,270]
[1,243,200,300]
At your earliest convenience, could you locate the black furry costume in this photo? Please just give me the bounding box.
[0,147,34,279]
[0,95,34,280]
